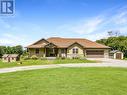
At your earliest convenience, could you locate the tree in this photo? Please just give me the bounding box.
[108,30,120,37]
[0,45,23,58]
[0,46,5,58]
[96,36,127,57]
[15,45,23,55]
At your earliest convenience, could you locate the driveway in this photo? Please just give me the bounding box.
[0,58,127,74]
[87,58,127,64]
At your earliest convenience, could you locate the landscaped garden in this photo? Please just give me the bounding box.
[0,67,127,95]
[0,58,96,68]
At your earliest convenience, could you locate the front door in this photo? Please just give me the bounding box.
[116,53,122,59]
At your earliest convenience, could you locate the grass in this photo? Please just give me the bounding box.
[0,67,127,95]
[0,59,96,68]
[124,58,127,60]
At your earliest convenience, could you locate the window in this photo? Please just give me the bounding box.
[76,48,78,54]
[73,48,75,54]
[35,49,39,54]
[12,57,14,60]
[4,58,6,60]
[61,49,65,53]
[72,48,78,54]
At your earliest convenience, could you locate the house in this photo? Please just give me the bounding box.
[109,50,123,59]
[26,37,110,58]
[2,54,20,62]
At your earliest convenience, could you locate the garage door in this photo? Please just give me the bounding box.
[86,50,104,58]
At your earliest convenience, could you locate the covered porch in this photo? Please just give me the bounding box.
[44,43,67,57]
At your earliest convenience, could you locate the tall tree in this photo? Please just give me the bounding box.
[96,36,127,57]
[0,45,23,58]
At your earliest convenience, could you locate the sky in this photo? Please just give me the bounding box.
[0,0,127,46]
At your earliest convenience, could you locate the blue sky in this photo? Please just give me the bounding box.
[0,0,127,46]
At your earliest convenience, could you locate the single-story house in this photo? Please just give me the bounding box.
[2,54,20,62]
[109,50,123,59]
[26,37,110,58]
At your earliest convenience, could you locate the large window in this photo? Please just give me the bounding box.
[35,49,39,54]
[72,48,78,54]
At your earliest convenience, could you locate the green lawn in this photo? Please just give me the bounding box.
[124,58,127,60]
[0,59,96,68]
[0,67,127,95]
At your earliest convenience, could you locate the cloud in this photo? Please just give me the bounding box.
[71,16,104,34]
[0,33,28,46]
[57,6,127,40]
[85,32,108,41]
[0,17,46,46]
[1,5,127,46]
[110,10,127,25]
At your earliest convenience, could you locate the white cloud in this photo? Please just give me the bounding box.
[0,38,14,45]
[0,17,46,46]
[57,6,127,40]
[0,33,28,46]
[85,32,108,41]
[112,11,127,25]
[1,5,127,46]
[72,17,104,34]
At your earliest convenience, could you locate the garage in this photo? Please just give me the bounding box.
[86,50,104,58]
[109,50,123,59]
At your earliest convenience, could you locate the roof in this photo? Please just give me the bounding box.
[26,37,110,49]
[2,54,19,58]
[110,50,123,53]
[27,44,46,48]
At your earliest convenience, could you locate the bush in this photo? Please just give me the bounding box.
[23,55,30,60]
[72,57,79,59]
[30,55,38,60]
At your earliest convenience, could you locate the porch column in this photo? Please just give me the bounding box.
[84,49,86,57]
[43,48,46,57]
[57,49,61,57]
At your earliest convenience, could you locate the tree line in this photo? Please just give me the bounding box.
[96,36,127,57]
[0,45,23,58]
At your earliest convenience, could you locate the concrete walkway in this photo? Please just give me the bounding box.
[0,60,127,73]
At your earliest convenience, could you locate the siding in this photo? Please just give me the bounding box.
[29,48,45,57]
[67,44,84,58]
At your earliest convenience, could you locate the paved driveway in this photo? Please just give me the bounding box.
[87,58,127,64]
[0,58,127,74]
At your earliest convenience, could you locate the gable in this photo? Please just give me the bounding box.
[26,39,49,48]
[68,42,84,49]
[45,43,57,48]
[33,39,49,45]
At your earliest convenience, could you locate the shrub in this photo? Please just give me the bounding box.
[30,55,38,60]
[23,56,30,60]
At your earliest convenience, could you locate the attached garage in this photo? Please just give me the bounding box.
[86,50,104,58]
